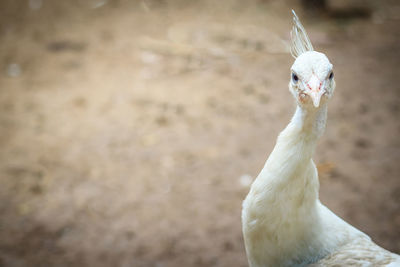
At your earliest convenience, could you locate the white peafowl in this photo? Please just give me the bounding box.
[241,10,400,267]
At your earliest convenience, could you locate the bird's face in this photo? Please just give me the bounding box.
[289,51,335,108]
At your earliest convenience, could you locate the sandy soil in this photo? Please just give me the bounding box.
[0,0,399,266]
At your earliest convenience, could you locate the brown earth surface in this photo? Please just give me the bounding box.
[0,0,399,266]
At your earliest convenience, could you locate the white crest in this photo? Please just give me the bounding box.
[290,10,314,58]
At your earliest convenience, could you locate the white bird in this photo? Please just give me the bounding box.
[241,10,400,267]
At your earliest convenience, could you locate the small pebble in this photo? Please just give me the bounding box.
[7,63,21,77]
[29,0,42,10]
[239,174,253,187]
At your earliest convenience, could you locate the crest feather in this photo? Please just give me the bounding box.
[290,10,314,58]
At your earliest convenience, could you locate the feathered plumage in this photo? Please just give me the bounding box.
[290,10,313,58]
[241,10,400,267]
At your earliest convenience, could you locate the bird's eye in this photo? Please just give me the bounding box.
[329,72,334,80]
[292,73,299,83]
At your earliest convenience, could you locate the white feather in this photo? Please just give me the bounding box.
[290,10,314,58]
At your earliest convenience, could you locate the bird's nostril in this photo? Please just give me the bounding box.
[306,83,320,91]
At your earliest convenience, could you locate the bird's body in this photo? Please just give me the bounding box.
[241,11,400,267]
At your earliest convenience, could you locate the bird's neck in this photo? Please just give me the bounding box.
[261,103,328,181]
[290,104,328,140]
[242,104,329,266]
[259,104,327,195]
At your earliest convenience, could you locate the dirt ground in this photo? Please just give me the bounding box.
[0,0,399,266]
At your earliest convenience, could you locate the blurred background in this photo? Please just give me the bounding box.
[0,0,399,266]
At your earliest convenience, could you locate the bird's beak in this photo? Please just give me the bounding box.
[304,74,325,108]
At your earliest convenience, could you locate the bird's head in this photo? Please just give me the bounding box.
[290,51,335,108]
[289,11,336,109]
